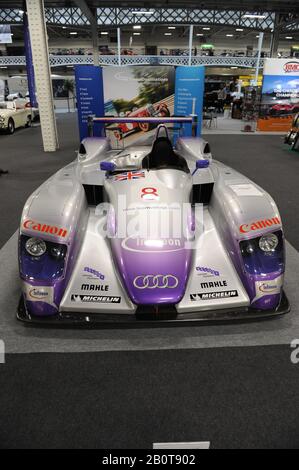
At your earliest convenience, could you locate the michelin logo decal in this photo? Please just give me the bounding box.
[190,290,238,301]
[71,294,121,304]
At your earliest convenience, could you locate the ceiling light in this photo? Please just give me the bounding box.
[19,10,24,14]
[0,66,7,69]
[70,32,77,35]
[203,27,210,30]
[236,28,244,31]
[226,34,234,37]
[164,33,172,36]
[62,26,67,29]
[168,26,176,29]
[231,66,238,69]
[133,25,142,30]
[256,35,260,38]
[101,31,109,35]
[133,32,141,36]
[243,14,266,19]
[132,11,153,15]
[285,36,293,39]
[196,33,204,36]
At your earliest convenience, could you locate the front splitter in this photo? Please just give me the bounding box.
[17,292,290,328]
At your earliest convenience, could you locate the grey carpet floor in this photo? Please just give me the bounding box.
[1,345,299,449]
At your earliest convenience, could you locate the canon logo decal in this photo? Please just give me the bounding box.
[23,219,68,238]
[283,61,299,73]
[240,217,281,234]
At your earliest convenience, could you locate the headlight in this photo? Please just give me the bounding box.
[25,237,47,257]
[50,244,67,260]
[259,233,279,252]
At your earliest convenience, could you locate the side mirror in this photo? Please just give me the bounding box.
[196,159,210,169]
[100,161,116,172]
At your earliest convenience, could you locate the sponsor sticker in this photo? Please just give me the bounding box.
[252,276,283,302]
[83,267,105,281]
[121,237,183,253]
[114,170,145,181]
[23,283,54,303]
[23,219,68,238]
[81,283,109,292]
[190,290,238,301]
[196,266,220,277]
[71,294,121,304]
[240,217,280,234]
[200,280,227,289]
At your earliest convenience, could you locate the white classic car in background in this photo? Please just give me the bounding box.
[0,100,33,134]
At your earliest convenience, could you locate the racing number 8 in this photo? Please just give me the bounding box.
[141,187,159,199]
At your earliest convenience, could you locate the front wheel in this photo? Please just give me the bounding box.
[159,107,170,118]
[26,115,32,128]
[114,130,122,141]
[292,133,299,150]
[7,118,15,134]
[138,122,152,132]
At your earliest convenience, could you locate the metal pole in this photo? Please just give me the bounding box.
[23,6,37,108]
[270,13,280,58]
[92,21,99,66]
[255,32,264,86]
[188,25,194,66]
[26,0,58,151]
[117,27,121,66]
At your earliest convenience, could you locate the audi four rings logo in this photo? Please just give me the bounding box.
[133,275,179,289]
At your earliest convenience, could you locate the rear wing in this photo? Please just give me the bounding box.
[87,115,198,137]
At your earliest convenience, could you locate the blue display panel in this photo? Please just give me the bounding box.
[174,66,205,136]
[75,65,105,141]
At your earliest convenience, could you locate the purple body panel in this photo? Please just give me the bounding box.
[111,237,192,305]
[217,223,284,310]
[20,211,86,316]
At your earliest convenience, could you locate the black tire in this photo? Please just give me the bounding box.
[26,115,32,128]
[7,118,15,134]
[284,131,291,144]
[292,133,299,151]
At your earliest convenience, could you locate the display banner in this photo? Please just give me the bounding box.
[174,66,205,136]
[75,65,104,141]
[257,58,299,132]
[102,66,175,146]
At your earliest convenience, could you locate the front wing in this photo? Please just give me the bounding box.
[17,292,290,327]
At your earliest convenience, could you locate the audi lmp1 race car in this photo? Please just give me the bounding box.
[18,116,289,324]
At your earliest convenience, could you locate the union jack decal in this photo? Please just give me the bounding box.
[114,170,145,181]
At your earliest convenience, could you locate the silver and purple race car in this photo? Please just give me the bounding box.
[18,116,289,324]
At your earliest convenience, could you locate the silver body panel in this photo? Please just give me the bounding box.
[177,207,249,312]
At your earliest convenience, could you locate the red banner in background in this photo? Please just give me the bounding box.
[257,58,299,132]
